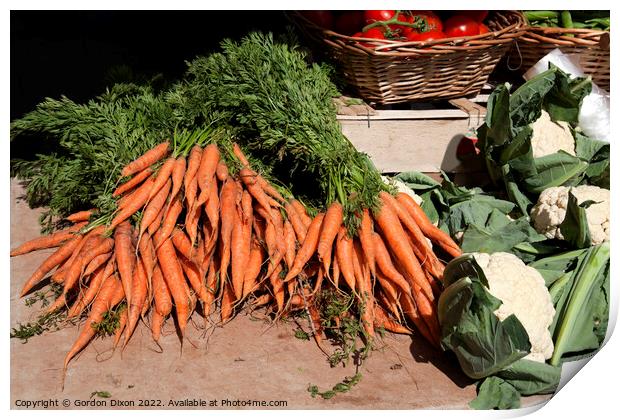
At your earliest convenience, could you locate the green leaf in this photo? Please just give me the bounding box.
[509,67,557,127]
[523,151,588,194]
[559,191,593,249]
[498,359,561,395]
[460,214,545,254]
[394,171,439,190]
[544,72,592,124]
[470,377,521,410]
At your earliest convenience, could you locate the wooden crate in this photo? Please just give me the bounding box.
[337,96,488,174]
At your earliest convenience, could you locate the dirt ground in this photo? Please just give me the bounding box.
[10,179,551,410]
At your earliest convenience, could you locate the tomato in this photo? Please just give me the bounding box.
[353,28,388,48]
[478,23,490,35]
[460,10,489,23]
[410,11,443,32]
[301,10,334,29]
[390,13,415,36]
[364,10,396,24]
[334,11,365,35]
[409,29,447,42]
[443,15,480,38]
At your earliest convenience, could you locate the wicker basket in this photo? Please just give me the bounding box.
[291,11,526,104]
[507,26,610,91]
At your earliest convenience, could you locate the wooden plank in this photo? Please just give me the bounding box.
[337,108,470,121]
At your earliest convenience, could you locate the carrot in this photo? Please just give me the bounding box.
[152,264,172,317]
[19,236,81,297]
[239,167,280,215]
[282,219,296,270]
[169,156,187,201]
[11,222,85,257]
[242,240,265,299]
[221,282,235,323]
[308,304,324,344]
[283,213,324,282]
[372,233,412,295]
[114,222,136,305]
[269,264,285,313]
[158,194,183,242]
[83,252,112,277]
[183,145,202,204]
[218,177,239,285]
[138,231,156,283]
[374,304,411,335]
[359,209,376,278]
[373,199,434,300]
[202,175,221,255]
[63,236,114,294]
[252,294,271,308]
[375,269,400,304]
[140,178,172,237]
[66,209,95,223]
[179,255,209,304]
[120,141,169,178]
[353,240,374,338]
[290,199,312,228]
[375,287,402,322]
[231,191,253,300]
[171,228,194,261]
[203,258,219,316]
[113,167,154,197]
[232,143,250,166]
[146,157,175,203]
[67,258,112,318]
[192,144,220,212]
[231,145,285,203]
[285,202,307,243]
[51,225,105,284]
[396,192,462,258]
[150,311,164,342]
[335,227,356,291]
[332,256,340,288]
[113,306,129,348]
[316,202,343,274]
[63,275,125,374]
[109,177,156,230]
[147,202,166,237]
[156,238,191,337]
[45,293,67,315]
[216,160,229,181]
[123,259,148,347]
[185,201,201,247]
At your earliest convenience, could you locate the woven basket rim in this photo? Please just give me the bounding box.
[292,10,526,56]
[519,25,609,47]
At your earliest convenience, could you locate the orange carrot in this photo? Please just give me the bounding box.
[150,310,164,342]
[282,219,296,270]
[109,177,156,230]
[179,255,209,304]
[140,178,172,237]
[269,264,285,313]
[183,145,202,204]
[290,199,311,228]
[231,191,252,300]
[156,238,191,337]
[147,201,166,236]
[372,233,411,294]
[335,227,356,291]
[285,202,307,243]
[114,222,136,305]
[158,193,183,242]
[374,303,411,335]
[63,275,125,373]
[171,228,194,261]
[353,240,375,338]
[138,231,156,283]
[242,240,265,298]
[332,256,340,288]
[121,141,169,178]
[19,236,81,297]
[83,252,112,277]
[317,202,342,274]
[239,167,280,215]
[396,192,461,258]
[63,236,114,294]
[66,209,95,223]
[113,167,154,197]
[220,282,235,323]
[11,223,85,257]
[216,160,229,181]
[202,175,221,255]
[203,258,219,316]
[359,208,376,278]
[169,156,187,201]
[399,292,437,347]
[152,264,172,317]
[123,259,148,347]
[51,226,104,284]
[67,258,112,318]
[373,199,434,300]
[283,213,324,282]
[113,306,128,348]
[192,144,220,212]
[218,177,239,285]
[146,157,175,203]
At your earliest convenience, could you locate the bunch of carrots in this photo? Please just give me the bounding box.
[11,140,461,384]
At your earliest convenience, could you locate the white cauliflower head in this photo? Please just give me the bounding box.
[530,110,576,158]
[472,252,555,363]
[531,185,610,245]
[381,176,423,205]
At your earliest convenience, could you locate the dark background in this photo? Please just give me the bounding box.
[11,10,289,120]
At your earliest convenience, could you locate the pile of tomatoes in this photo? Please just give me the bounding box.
[301,10,490,45]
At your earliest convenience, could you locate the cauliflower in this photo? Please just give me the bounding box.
[381,176,423,205]
[472,252,555,363]
[530,110,576,158]
[531,185,610,245]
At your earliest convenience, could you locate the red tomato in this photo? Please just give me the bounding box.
[353,28,388,48]
[479,23,490,34]
[443,15,480,38]
[390,13,415,36]
[301,10,334,29]
[460,10,489,22]
[334,11,365,35]
[409,29,447,42]
[410,11,443,32]
[364,10,396,24]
